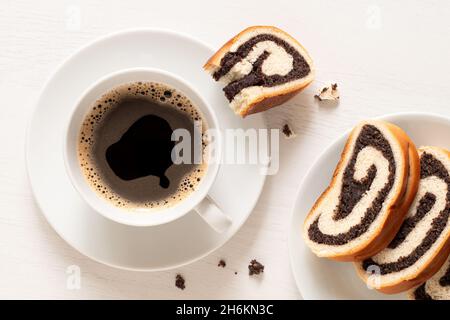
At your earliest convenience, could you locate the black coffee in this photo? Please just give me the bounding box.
[78,82,208,209]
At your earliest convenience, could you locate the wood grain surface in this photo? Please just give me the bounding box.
[0,0,449,299]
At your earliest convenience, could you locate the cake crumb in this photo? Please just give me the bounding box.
[175,274,185,290]
[218,259,226,268]
[282,123,296,139]
[314,83,340,101]
[248,259,265,275]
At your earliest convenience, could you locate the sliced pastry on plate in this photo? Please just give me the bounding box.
[303,120,420,261]
[204,26,314,117]
[409,255,450,300]
[355,147,450,294]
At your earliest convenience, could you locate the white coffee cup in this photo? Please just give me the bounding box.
[64,68,232,232]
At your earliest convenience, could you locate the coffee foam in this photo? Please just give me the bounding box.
[77,81,208,210]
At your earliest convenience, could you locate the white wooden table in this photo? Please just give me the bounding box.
[1,0,449,299]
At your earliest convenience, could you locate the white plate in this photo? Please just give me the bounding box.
[26,29,266,271]
[288,112,450,299]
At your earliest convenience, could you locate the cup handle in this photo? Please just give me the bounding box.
[194,196,232,233]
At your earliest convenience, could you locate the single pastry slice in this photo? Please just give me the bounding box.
[204,26,314,117]
[409,255,450,300]
[303,120,420,261]
[355,147,450,294]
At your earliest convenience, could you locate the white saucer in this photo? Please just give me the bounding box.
[288,112,450,299]
[26,29,266,271]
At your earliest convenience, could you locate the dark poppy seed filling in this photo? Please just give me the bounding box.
[413,283,433,300]
[308,125,396,245]
[387,193,436,249]
[212,34,311,101]
[362,153,450,275]
[439,263,450,286]
[413,263,450,300]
